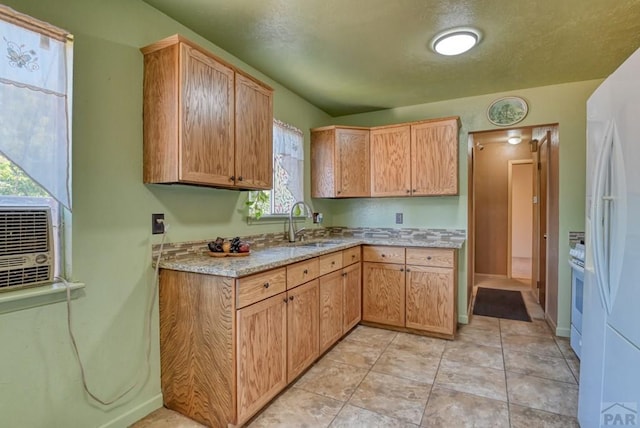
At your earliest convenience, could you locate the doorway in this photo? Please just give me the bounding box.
[466,125,559,323]
[508,160,533,280]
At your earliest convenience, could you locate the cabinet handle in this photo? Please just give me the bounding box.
[342,272,347,277]
[427,256,432,260]
[406,268,411,272]
[413,189,417,193]
[303,269,308,274]
[263,282,270,289]
[351,254,356,259]
[337,190,342,195]
[400,268,404,272]
[406,189,411,194]
[381,254,386,257]
[331,261,335,265]
[283,298,288,303]
[289,296,294,301]
[238,176,243,181]
[230,175,235,181]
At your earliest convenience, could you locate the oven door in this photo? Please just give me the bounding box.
[569,259,585,358]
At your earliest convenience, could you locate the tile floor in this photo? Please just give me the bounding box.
[133,281,581,428]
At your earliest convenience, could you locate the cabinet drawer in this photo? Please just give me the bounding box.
[319,252,343,276]
[237,267,287,308]
[342,246,361,266]
[406,248,455,268]
[287,258,319,289]
[362,246,405,264]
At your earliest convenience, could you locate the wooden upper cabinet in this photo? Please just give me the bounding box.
[370,125,411,197]
[141,35,273,190]
[180,44,235,185]
[311,126,370,198]
[411,118,459,196]
[235,73,273,189]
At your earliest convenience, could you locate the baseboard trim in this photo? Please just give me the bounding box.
[555,326,571,338]
[458,313,469,324]
[98,393,163,428]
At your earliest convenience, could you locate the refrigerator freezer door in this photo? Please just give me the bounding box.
[601,326,640,424]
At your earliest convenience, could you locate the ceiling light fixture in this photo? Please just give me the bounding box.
[431,28,481,56]
[508,136,522,145]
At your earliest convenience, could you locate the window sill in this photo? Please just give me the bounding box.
[0,281,85,315]
[247,215,307,225]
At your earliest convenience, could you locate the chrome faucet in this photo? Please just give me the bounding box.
[288,201,313,242]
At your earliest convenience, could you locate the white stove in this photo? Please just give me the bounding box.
[569,242,585,358]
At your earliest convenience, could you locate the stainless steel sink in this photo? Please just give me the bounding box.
[294,240,344,247]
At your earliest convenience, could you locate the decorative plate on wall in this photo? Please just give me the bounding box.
[487,96,528,126]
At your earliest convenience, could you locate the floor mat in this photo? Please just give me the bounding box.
[472,287,531,322]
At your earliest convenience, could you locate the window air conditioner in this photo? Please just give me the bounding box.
[0,207,54,291]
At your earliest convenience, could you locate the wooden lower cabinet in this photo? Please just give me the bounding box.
[319,271,344,353]
[236,293,288,424]
[362,262,405,327]
[343,262,362,331]
[362,246,458,339]
[286,279,320,383]
[405,265,456,335]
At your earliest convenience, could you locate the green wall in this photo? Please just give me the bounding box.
[327,80,600,334]
[0,0,330,427]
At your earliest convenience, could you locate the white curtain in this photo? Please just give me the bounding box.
[272,119,303,214]
[0,6,73,209]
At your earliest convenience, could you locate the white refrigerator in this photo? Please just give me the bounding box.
[579,47,640,427]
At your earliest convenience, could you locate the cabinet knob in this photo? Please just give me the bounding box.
[263,282,270,289]
[413,189,417,193]
[283,298,288,303]
[400,268,404,272]
[230,175,235,181]
[238,176,244,181]
[406,189,411,194]
[406,268,411,272]
[352,254,356,259]
[331,261,335,265]
[342,272,347,277]
[427,256,432,260]
[303,269,308,274]
[289,296,294,301]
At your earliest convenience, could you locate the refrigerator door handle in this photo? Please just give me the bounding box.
[591,120,614,313]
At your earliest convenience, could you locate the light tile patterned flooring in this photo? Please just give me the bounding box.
[133,282,581,428]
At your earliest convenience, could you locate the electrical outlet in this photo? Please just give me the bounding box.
[152,213,165,234]
[395,212,403,224]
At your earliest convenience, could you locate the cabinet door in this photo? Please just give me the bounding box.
[287,279,320,382]
[335,128,370,197]
[370,125,411,197]
[319,271,343,353]
[180,43,235,185]
[235,73,273,189]
[362,262,405,327]
[236,293,287,424]
[405,265,456,336]
[343,262,362,333]
[411,119,459,196]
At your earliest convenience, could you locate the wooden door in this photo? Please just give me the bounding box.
[335,128,370,197]
[536,134,549,307]
[287,279,320,382]
[180,43,235,185]
[236,293,287,424]
[405,265,455,336]
[411,119,459,195]
[370,125,411,197]
[362,262,405,327]
[319,271,343,353]
[235,73,273,189]
[343,262,362,332]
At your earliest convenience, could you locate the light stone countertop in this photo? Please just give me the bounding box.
[159,237,465,278]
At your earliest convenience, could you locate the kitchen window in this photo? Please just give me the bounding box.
[0,5,73,287]
[247,119,304,219]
